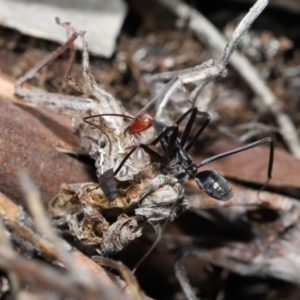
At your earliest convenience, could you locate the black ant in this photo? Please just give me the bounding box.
[84,105,273,202]
[85,104,273,273]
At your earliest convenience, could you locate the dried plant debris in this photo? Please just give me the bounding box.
[14,24,190,252]
[174,186,300,299]
[156,0,300,158]
[0,189,134,300]
[15,27,151,185]
[1,0,300,299]
[0,97,94,204]
[13,0,275,259]
[93,256,146,300]
[13,20,187,255]
[233,0,300,13]
[50,174,186,254]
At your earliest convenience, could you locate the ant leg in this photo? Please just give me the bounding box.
[166,126,179,158]
[147,124,181,158]
[94,124,180,200]
[167,105,211,152]
[197,137,274,182]
[138,144,169,166]
[174,107,211,151]
[91,147,138,201]
[184,111,211,152]
[125,127,179,165]
[96,143,170,200]
[175,107,198,147]
[105,147,137,178]
[147,124,179,148]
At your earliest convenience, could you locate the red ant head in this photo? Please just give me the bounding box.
[126,113,153,134]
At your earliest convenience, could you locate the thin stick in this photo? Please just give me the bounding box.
[152,0,267,118]
[175,252,198,300]
[93,256,146,300]
[0,218,21,297]
[133,181,184,273]
[15,32,78,88]
[18,172,96,288]
[0,190,124,299]
[221,0,268,66]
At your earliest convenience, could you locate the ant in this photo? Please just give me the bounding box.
[81,0,273,202]
[86,104,273,273]
[86,104,273,202]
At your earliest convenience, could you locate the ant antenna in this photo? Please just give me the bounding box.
[83,112,154,155]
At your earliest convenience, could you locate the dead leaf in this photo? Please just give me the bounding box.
[191,138,300,188]
[0,98,95,205]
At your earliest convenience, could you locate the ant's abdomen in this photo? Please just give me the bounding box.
[194,170,233,201]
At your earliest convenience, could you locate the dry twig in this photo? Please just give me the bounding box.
[0,190,129,299]
[19,172,98,288]
[172,185,300,299]
[93,256,147,300]
[156,0,300,158]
